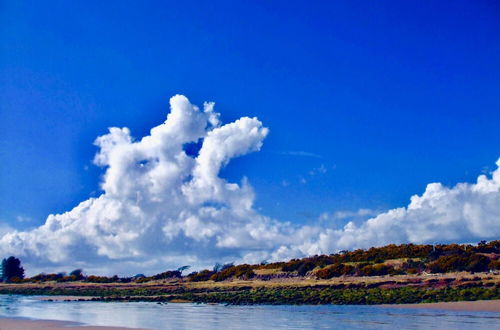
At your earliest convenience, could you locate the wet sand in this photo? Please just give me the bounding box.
[382,300,500,312]
[0,318,148,330]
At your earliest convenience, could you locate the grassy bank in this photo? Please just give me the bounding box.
[1,241,498,305]
[0,273,498,305]
[177,286,500,305]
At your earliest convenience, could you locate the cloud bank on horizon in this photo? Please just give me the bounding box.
[1,95,499,275]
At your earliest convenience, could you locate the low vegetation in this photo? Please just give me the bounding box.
[0,240,498,305]
[2,240,499,284]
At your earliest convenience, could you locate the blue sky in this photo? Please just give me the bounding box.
[1,1,499,234]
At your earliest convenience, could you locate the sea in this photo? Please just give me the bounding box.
[0,295,498,329]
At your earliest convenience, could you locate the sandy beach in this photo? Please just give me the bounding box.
[382,299,500,312]
[0,318,148,330]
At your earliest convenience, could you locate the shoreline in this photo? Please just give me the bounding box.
[0,299,497,330]
[38,296,500,313]
[0,316,147,330]
[38,296,500,312]
[380,299,500,312]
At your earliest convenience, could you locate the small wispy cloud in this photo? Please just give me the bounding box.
[281,164,330,187]
[309,164,328,176]
[16,216,33,223]
[281,180,290,187]
[277,151,322,158]
[318,208,381,229]
[320,208,380,221]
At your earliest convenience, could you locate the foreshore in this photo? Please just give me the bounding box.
[0,317,147,330]
[381,299,500,312]
[0,299,497,330]
[37,296,500,312]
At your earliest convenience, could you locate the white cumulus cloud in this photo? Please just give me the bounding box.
[298,161,500,255]
[1,95,499,275]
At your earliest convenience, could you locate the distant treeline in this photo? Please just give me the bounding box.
[2,240,498,283]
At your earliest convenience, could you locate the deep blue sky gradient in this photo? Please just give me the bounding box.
[1,1,499,228]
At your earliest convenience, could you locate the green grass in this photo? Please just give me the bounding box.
[0,282,497,305]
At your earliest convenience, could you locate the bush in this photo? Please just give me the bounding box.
[85,275,120,283]
[152,270,182,280]
[359,264,395,276]
[465,255,490,272]
[9,276,23,283]
[297,262,316,276]
[210,264,255,281]
[282,260,317,275]
[134,276,152,283]
[488,259,500,270]
[281,260,304,272]
[316,264,355,279]
[187,270,215,282]
[402,259,425,274]
[475,240,500,253]
[28,273,65,282]
[428,254,491,273]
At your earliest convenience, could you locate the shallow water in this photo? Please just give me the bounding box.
[0,295,498,329]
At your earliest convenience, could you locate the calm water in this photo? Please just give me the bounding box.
[0,295,498,329]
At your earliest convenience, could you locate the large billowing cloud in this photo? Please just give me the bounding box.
[1,95,499,275]
[291,164,500,257]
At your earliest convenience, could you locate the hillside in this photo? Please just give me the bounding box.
[1,240,499,305]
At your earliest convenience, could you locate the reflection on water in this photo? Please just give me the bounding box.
[0,295,498,329]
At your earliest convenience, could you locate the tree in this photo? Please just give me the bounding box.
[1,256,25,282]
[69,269,84,280]
[177,265,191,273]
[213,263,233,273]
[213,263,223,272]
